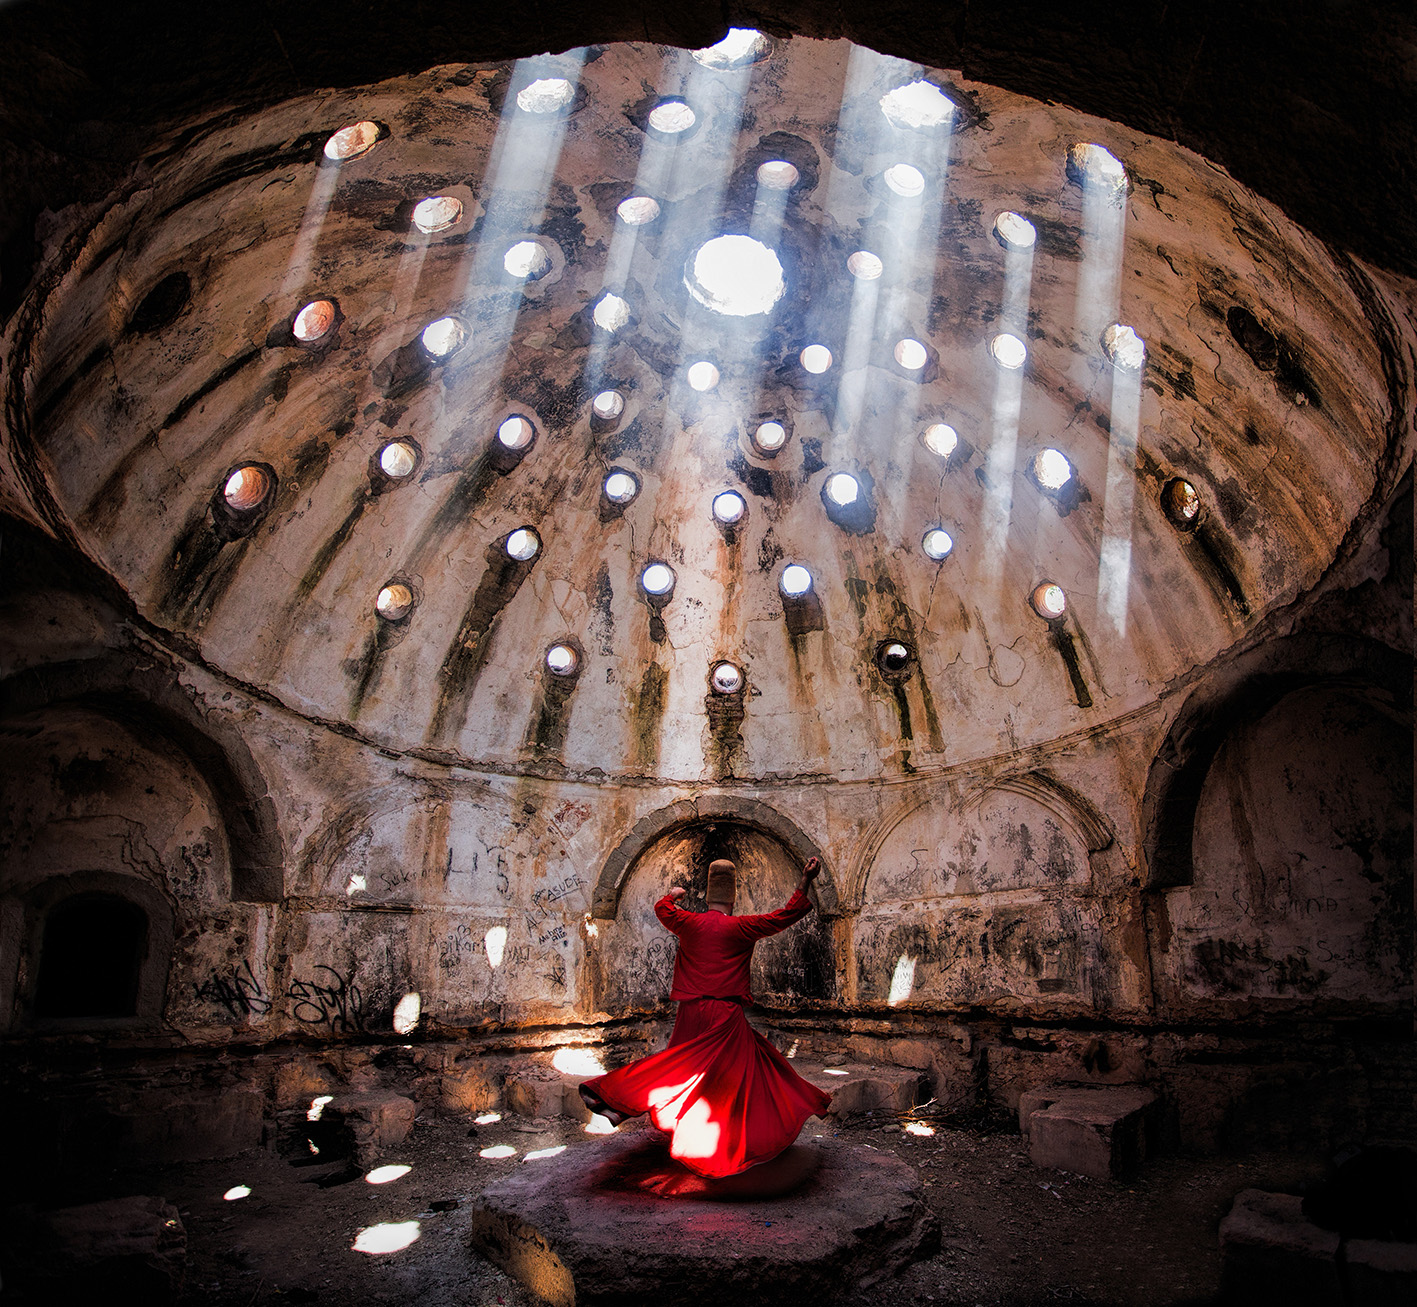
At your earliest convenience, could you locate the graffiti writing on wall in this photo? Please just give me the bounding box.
[193,961,366,1031]
[445,844,510,897]
[287,965,366,1032]
[439,924,476,971]
[192,959,272,1018]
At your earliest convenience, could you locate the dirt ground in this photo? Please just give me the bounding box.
[12,1105,1329,1306]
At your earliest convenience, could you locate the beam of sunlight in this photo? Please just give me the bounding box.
[1071,145,1128,388]
[223,1185,251,1201]
[888,953,917,1006]
[279,167,340,300]
[524,1145,567,1162]
[307,1095,334,1122]
[392,992,421,1035]
[551,1047,606,1076]
[584,1114,616,1134]
[447,50,587,395]
[352,1221,421,1255]
[485,925,507,968]
[1097,356,1144,635]
[979,357,1027,586]
[480,1145,517,1160]
[365,1164,412,1185]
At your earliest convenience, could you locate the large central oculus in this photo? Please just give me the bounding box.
[685,235,786,317]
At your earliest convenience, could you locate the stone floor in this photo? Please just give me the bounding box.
[2,1103,1331,1306]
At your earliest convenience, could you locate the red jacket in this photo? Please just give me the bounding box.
[653,889,814,1004]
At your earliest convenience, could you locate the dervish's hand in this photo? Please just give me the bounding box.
[669,886,687,900]
[802,856,822,881]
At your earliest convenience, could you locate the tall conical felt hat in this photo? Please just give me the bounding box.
[707,858,737,902]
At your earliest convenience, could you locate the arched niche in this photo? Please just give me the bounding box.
[591,796,835,918]
[862,772,1109,905]
[0,654,282,901]
[588,812,836,1019]
[852,773,1115,1012]
[1141,634,1409,891]
[1155,682,1412,1010]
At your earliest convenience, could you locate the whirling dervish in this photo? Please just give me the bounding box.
[579,854,833,1180]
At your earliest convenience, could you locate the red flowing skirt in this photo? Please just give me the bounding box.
[582,998,833,1178]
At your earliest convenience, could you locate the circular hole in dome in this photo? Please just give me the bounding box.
[324,121,380,162]
[877,640,913,674]
[379,441,418,480]
[756,159,800,190]
[895,338,928,371]
[754,421,787,452]
[993,211,1037,251]
[616,195,661,225]
[546,643,579,676]
[847,251,883,280]
[604,471,639,504]
[1033,448,1073,491]
[800,344,832,374]
[879,80,955,130]
[712,491,746,524]
[710,661,744,694]
[1031,581,1067,620]
[591,390,625,421]
[293,300,335,342]
[884,164,926,198]
[412,196,464,235]
[1103,323,1147,371]
[592,293,631,333]
[687,361,720,392]
[375,583,414,621]
[991,333,1027,369]
[497,415,535,451]
[421,316,466,359]
[922,423,959,459]
[223,465,271,512]
[692,28,772,69]
[825,473,860,507]
[686,235,786,317]
[641,562,675,596]
[1163,478,1201,528]
[506,528,541,561]
[922,528,954,561]
[648,100,695,135]
[504,240,552,281]
[516,78,575,114]
[780,564,813,598]
[1068,142,1128,192]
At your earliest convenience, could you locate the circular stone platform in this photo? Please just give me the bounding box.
[468,1129,939,1306]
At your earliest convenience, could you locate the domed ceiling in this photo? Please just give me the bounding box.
[11,33,1394,785]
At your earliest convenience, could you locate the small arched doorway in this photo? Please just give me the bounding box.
[35,892,149,1019]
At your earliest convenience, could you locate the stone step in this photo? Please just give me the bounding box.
[1219,1189,1344,1305]
[794,1060,928,1116]
[1019,1083,1159,1180]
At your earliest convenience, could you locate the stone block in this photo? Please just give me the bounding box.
[798,1062,925,1116]
[1021,1084,1157,1180]
[1345,1238,1417,1306]
[1218,1189,1342,1306]
[40,1195,186,1303]
[328,1092,416,1167]
[441,1065,501,1114]
[506,1067,568,1119]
